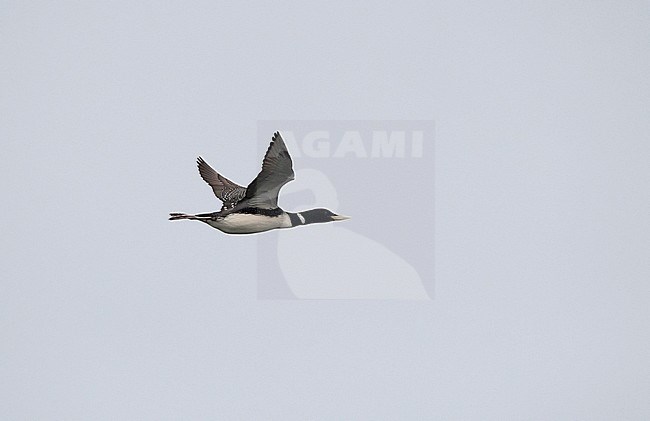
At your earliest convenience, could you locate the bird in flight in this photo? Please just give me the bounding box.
[169,131,350,234]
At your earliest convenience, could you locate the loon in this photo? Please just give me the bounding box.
[169,131,350,234]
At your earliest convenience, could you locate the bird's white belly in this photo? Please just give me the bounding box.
[207,212,291,234]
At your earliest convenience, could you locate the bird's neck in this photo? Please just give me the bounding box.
[287,212,307,227]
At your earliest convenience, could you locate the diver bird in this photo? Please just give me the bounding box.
[169,132,349,234]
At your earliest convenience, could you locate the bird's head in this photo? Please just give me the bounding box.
[300,208,351,225]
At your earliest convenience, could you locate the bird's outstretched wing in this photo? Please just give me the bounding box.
[238,131,295,209]
[197,156,247,210]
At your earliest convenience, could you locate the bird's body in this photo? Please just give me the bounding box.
[171,208,292,234]
[169,132,349,234]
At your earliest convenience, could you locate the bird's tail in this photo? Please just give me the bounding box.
[169,212,193,221]
[169,212,192,221]
[169,212,214,221]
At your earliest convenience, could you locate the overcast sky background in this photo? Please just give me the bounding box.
[2,1,650,419]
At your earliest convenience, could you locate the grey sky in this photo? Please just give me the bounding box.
[2,1,650,419]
